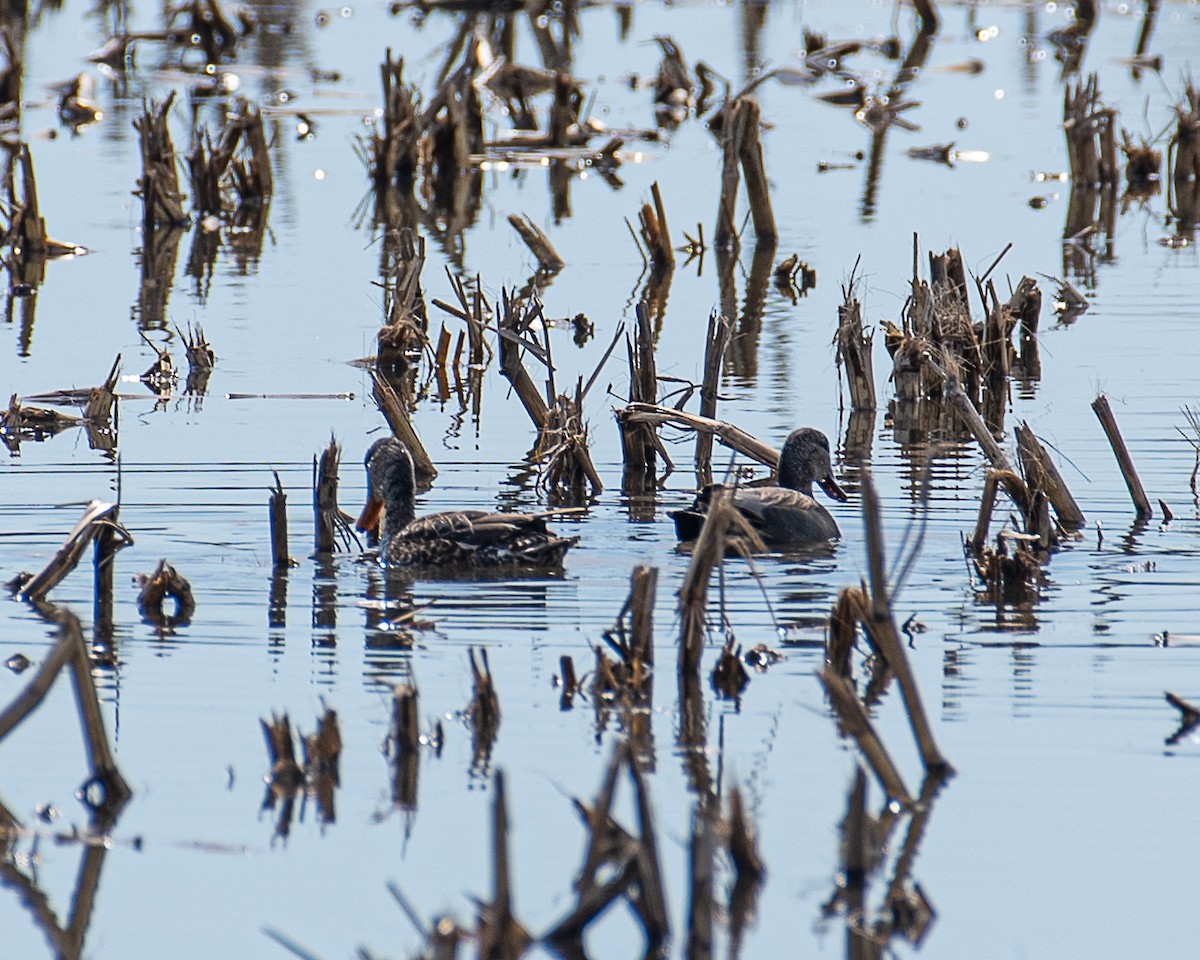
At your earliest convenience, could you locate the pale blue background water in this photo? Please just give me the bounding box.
[2,1,1199,957]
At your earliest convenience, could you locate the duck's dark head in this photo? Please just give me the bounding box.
[356,437,417,537]
[778,427,849,502]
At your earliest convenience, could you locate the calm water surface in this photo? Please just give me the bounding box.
[2,0,1200,957]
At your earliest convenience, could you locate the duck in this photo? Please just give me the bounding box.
[671,427,849,545]
[356,437,579,568]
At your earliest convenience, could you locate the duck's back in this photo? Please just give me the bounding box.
[672,484,840,544]
[385,509,577,567]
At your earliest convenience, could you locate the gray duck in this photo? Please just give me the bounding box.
[672,427,849,544]
[356,437,579,568]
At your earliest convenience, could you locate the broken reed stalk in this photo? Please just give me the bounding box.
[826,585,866,679]
[18,501,126,603]
[859,473,952,777]
[637,181,676,273]
[498,289,549,431]
[370,369,437,485]
[941,374,1018,474]
[969,470,1001,551]
[1091,394,1152,519]
[836,286,877,411]
[677,488,764,678]
[628,564,657,667]
[268,471,292,570]
[695,310,733,483]
[92,514,124,638]
[620,301,660,477]
[1015,423,1085,529]
[819,668,912,805]
[508,213,564,273]
[312,436,343,555]
[617,403,780,471]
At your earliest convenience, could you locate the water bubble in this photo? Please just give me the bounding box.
[314,168,326,181]
[315,9,329,26]
[339,6,352,16]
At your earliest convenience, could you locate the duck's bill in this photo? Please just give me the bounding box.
[356,495,383,533]
[819,473,850,502]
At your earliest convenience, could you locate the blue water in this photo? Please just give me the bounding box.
[2,1,1200,957]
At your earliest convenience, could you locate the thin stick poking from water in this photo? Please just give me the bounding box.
[1092,394,1152,519]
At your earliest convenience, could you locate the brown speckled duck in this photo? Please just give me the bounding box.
[356,437,579,568]
[672,427,849,545]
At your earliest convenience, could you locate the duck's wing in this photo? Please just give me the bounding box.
[732,487,840,542]
[393,510,576,566]
[400,510,552,544]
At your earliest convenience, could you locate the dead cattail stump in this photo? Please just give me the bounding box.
[13,501,125,603]
[508,213,564,274]
[536,380,604,503]
[620,301,661,487]
[628,564,656,667]
[677,487,764,679]
[695,309,732,485]
[1091,394,1152,519]
[92,511,132,643]
[392,682,420,810]
[637,181,676,275]
[835,283,877,411]
[859,473,953,777]
[370,369,436,489]
[268,471,295,570]
[312,435,355,555]
[497,289,549,432]
[134,559,195,629]
[595,565,658,708]
[1015,423,1085,529]
[826,585,866,679]
[972,533,1044,605]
